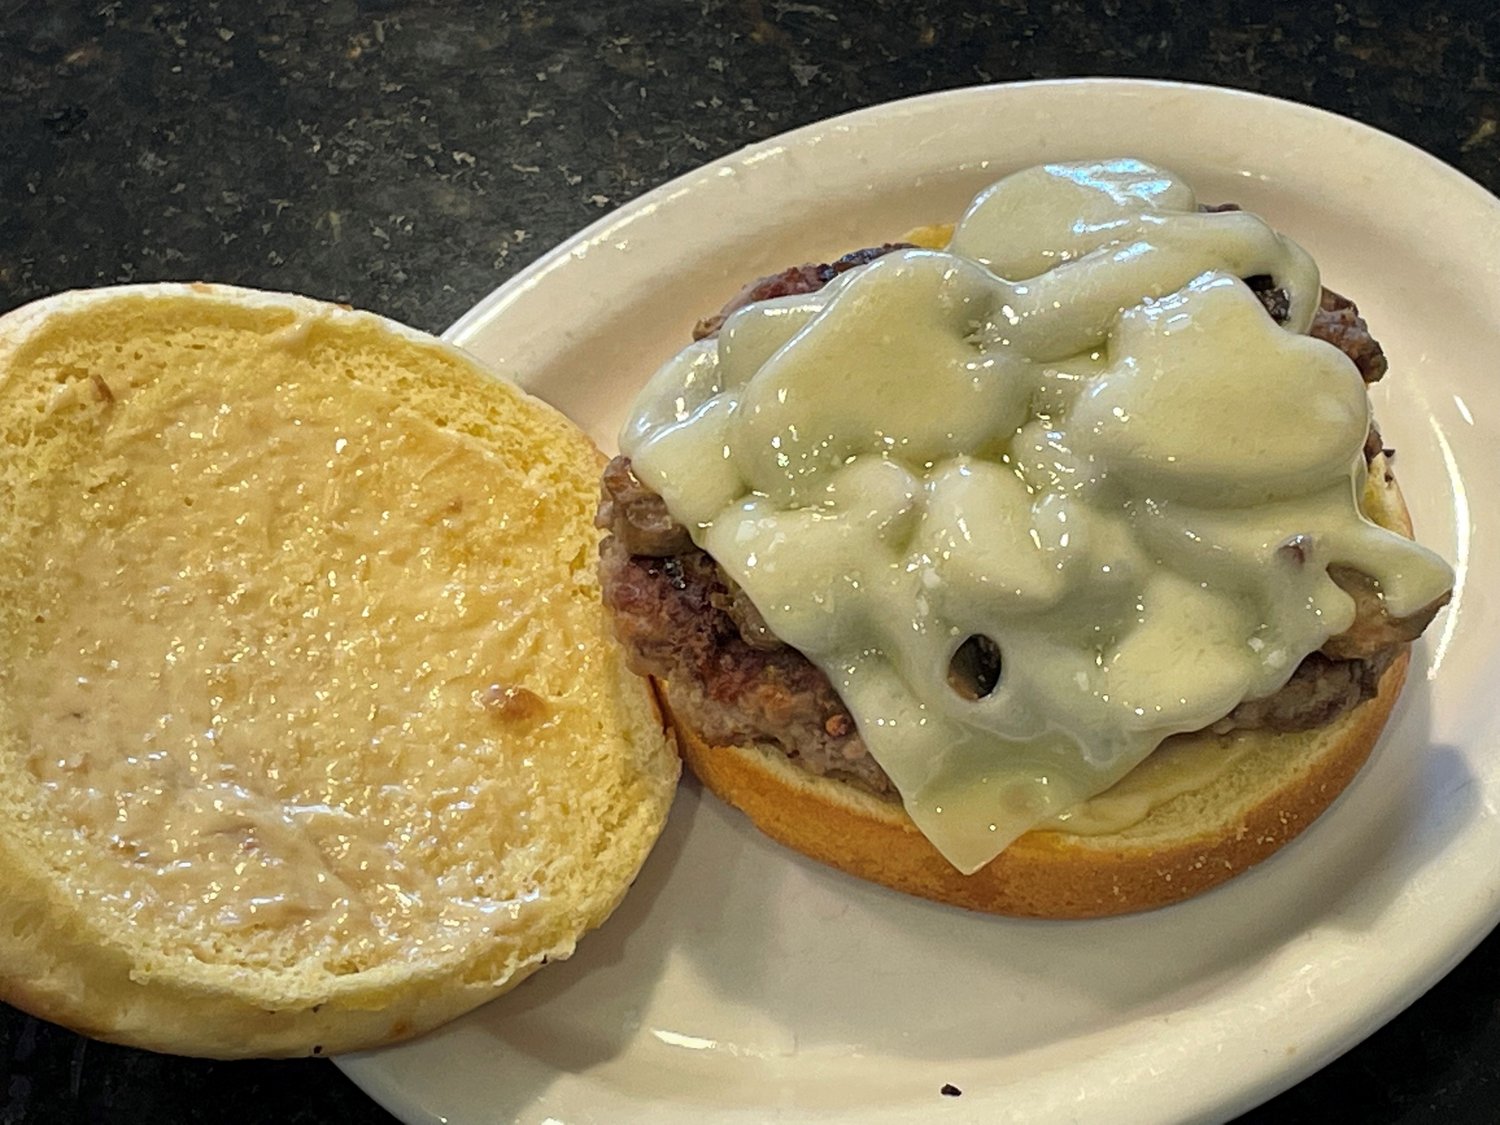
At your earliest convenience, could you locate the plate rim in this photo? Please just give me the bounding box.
[341,76,1499,1125]
[443,76,1500,352]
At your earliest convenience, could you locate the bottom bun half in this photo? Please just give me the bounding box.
[672,466,1418,919]
[673,653,1406,918]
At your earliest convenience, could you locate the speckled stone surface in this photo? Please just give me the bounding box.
[3,1,1500,1122]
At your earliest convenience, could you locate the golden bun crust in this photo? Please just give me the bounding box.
[673,465,1417,918]
[0,283,679,1056]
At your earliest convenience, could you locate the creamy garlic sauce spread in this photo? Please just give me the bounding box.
[18,332,559,964]
[621,159,1455,874]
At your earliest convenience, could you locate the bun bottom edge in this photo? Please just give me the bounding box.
[670,648,1410,919]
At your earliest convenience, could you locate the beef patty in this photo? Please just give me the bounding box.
[597,243,1445,798]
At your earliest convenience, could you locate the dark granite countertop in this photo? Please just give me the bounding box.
[3,2,1499,1122]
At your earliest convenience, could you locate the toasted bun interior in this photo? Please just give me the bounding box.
[0,284,679,1056]
[675,465,1416,917]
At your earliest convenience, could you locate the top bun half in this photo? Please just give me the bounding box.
[0,283,679,1057]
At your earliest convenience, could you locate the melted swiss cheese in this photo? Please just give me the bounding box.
[621,159,1454,873]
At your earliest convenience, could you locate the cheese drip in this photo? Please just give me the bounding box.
[621,159,1454,874]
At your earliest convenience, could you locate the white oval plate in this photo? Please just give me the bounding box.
[338,79,1500,1125]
